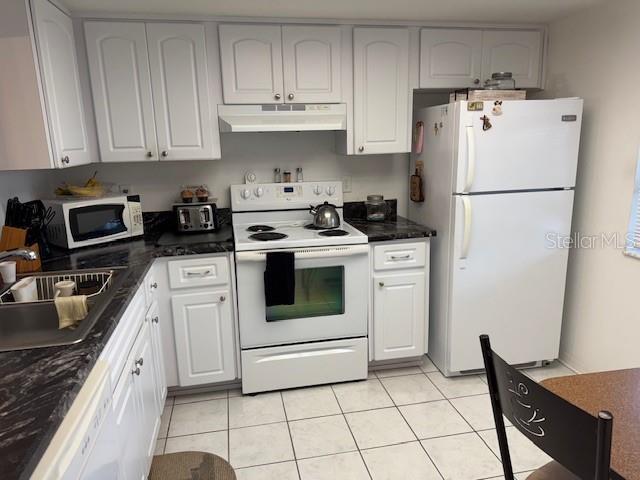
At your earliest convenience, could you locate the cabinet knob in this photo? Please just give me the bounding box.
[132,367,141,376]
[473,78,480,85]
[161,151,168,158]
[379,282,385,287]
[220,295,226,302]
[151,282,158,290]
[61,156,70,165]
[146,151,153,158]
[152,316,159,324]
[288,93,294,100]
[358,146,364,153]
[135,357,144,367]
[274,93,281,100]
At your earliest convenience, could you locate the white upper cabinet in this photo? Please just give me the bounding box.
[481,30,542,88]
[146,23,215,161]
[419,28,483,89]
[419,28,543,89]
[84,22,158,162]
[219,24,283,104]
[353,27,410,155]
[31,0,91,168]
[282,26,341,103]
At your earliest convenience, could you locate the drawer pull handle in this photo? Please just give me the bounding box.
[152,316,159,324]
[186,270,212,277]
[135,357,144,367]
[132,367,140,376]
[150,282,158,289]
[390,254,411,260]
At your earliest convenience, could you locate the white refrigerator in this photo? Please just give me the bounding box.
[409,98,583,376]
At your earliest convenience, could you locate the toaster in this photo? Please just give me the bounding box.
[173,203,219,232]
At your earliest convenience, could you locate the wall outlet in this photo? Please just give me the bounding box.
[342,176,352,193]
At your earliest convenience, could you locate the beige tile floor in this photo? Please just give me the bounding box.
[156,358,573,480]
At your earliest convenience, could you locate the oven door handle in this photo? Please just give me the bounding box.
[235,244,369,262]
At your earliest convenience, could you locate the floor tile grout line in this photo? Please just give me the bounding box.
[280,391,302,480]
[328,384,374,480]
[226,389,230,463]
[385,378,445,480]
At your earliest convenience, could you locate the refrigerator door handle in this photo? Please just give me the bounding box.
[460,196,472,259]
[465,126,476,191]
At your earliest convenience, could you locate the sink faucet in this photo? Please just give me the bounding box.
[0,248,38,261]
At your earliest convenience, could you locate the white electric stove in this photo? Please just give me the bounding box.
[231,181,369,394]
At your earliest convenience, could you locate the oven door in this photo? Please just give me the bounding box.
[235,244,369,348]
[64,200,133,248]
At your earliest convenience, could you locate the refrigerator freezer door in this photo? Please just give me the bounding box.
[455,99,583,193]
[448,190,574,373]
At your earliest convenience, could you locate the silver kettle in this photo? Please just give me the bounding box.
[309,202,341,229]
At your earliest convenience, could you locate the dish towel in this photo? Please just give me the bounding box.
[55,295,88,329]
[264,251,295,309]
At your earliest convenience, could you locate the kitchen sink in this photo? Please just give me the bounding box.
[0,267,130,352]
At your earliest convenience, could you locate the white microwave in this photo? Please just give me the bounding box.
[44,195,144,249]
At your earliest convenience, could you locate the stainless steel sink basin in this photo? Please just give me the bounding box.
[0,267,129,352]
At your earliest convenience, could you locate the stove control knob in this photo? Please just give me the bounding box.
[241,188,251,199]
[313,185,324,195]
[254,187,264,198]
[326,185,336,196]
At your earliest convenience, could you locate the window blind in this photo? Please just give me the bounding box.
[625,148,640,258]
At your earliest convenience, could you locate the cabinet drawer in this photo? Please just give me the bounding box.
[373,242,426,271]
[167,256,229,290]
[241,338,368,394]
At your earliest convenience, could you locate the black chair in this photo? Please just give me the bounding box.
[479,334,613,480]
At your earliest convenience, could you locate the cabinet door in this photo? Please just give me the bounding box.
[31,0,91,168]
[282,26,341,103]
[171,290,236,386]
[219,24,283,104]
[84,21,158,162]
[419,28,482,89]
[131,320,160,473]
[481,30,542,88]
[146,23,216,161]
[148,302,167,412]
[353,28,410,155]
[113,356,143,480]
[373,272,426,361]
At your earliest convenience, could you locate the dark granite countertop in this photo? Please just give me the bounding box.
[0,216,233,480]
[343,200,436,242]
[347,215,436,242]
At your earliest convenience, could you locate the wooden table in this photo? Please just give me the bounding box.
[541,368,640,480]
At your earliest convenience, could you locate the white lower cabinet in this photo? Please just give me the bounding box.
[108,285,164,479]
[171,289,236,386]
[148,302,167,412]
[371,240,430,361]
[373,271,426,360]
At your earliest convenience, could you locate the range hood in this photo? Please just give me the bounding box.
[218,104,346,133]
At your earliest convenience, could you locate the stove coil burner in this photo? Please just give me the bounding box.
[318,229,349,237]
[249,232,288,241]
[304,224,338,230]
[247,225,275,232]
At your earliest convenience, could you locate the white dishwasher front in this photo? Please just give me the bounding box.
[31,360,121,480]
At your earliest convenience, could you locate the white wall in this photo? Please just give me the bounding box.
[538,0,640,372]
[49,131,410,214]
